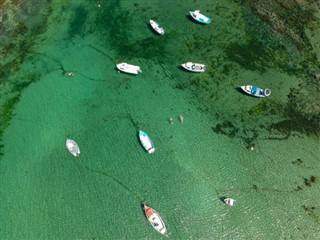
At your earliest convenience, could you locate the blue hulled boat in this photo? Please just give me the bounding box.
[241,85,271,98]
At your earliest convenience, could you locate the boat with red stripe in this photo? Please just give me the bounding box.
[144,204,168,236]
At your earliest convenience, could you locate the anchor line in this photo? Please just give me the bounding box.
[74,160,145,203]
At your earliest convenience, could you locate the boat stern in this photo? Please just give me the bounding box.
[160,228,168,236]
[148,147,156,154]
[264,88,271,97]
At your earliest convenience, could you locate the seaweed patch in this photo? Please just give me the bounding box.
[292,158,303,166]
[302,205,320,222]
[303,176,317,187]
[68,5,88,38]
[211,121,239,138]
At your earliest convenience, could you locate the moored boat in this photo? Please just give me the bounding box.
[117,63,142,75]
[224,198,236,206]
[139,130,155,153]
[240,85,271,98]
[66,139,80,157]
[150,19,165,35]
[181,62,206,72]
[189,10,211,24]
[144,204,168,236]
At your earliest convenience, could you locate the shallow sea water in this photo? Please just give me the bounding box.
[1,0,320,239]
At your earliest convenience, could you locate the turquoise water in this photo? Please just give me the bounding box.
[1,1,320,239]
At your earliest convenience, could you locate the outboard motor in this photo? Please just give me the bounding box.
[264,88,271,97]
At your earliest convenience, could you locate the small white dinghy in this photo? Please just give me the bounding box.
[139,130,155,154]
[224,198,236,206]
[189,10,211,24]
[117,63,142,75]
[66,139,80,157]
[181,62,206,72]
[144,204,168,236]
[240,85,271,98]
[150,19,165,35]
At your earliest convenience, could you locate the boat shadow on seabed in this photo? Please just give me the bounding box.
[219,196,228,203]
[235,86,258,98]
[235,87,247,95]
[185,14,205,25]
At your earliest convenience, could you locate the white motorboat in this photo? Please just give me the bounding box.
[117,63,142,75]
[150,19,165,35]
[181,62,206,72]
[139,130,155,154]
[224,198,236,206]
[240,85,271,98]
[189,10,211,24]
[144,204,168,236]
[66,139,80,157]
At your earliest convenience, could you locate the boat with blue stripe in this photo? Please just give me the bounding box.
[190,10,211,24]
[240,85,271,98]
[139,130,156,153]
[150,19,165,35]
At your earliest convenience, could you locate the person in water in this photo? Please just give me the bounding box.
[67,72,74,77]
[179,115,184,123]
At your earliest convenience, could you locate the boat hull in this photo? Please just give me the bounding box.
[139,131,155,153]
[240,85,271,98]
[66,139,80,157]
[224,198,236,206]
[150,19,165,35]
[117,63,142,75]
[144,205,167,236]
[190,10,211,24]
[181,62,206,72]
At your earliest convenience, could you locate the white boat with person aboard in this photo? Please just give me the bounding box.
[240,85,271,98]
[144,204,168,236]
[139,130,155,153]
[150,19,165,35]
[189,10,211,24]
[116,63,142,75]
[181,62,206,72]
[224,197,236,206]
[66,139,80,157]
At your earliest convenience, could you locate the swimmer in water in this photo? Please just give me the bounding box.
[179,115,184,123]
